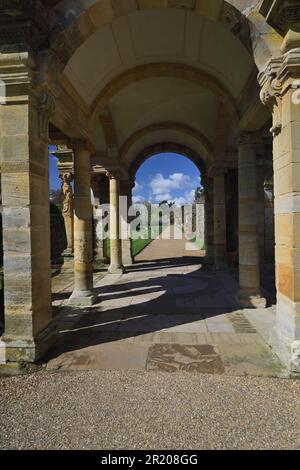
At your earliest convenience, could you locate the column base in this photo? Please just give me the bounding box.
[270,295,300,373]
[271,328,300,374]
[122,257,134,267]
[237,289,267,309]
[93,258,106,269]
[63,249,74,258]
[108,264,125,274]
[0,322,57,364]
[69,290,98,307]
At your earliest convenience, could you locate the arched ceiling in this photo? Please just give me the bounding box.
[121,124,214,171]
[64,8,254,107]
[109,78,219,148]
[47,0,279,168]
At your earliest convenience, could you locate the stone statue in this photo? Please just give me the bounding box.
[61,173,74,216]
[60,173,74,255]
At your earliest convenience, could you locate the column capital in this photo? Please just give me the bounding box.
[258,56,283,106]
[69,139,94,153]
[258,49,300,108]
[107,171,120,181]
[52,145,74,176]
[237,131,263,147]
[106,166,128,181]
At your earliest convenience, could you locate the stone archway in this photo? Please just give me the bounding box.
[0,0,300,375]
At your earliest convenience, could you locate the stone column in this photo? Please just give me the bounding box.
[238,133,266,308]
[212,169,227,268]
[120,179,134,266]
[69,141,97,306]
[259,48,300,372]
[107,172,124,274]
[203,176,214,264]
[264,179,275,262]
[91,174,107,267]
[256,160,266,267]
[60,172,74,256]
[0,50,56,363]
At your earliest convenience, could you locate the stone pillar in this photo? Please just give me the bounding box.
[212,170,227,268]
[264,179,275,262]
[0,50,56,363]
[256,160,266,267]
[69,141,97,306]
[91,174,107,267]
[60,172,74,256]
[203,176,214,264]
[259,49,300,372]
[108,172,124,274]
[238,133,266,308]
[120,179,134,266]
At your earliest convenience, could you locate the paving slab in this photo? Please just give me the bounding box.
[218,343,286,378]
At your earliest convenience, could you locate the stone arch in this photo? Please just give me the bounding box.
[90,63,239,123]
[46,0,282,78]
[121,123,214,172]
[128,142,207,178]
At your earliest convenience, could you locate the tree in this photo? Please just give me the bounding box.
[50,189,63,210]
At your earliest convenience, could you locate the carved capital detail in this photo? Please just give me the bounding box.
[106,170,123,181]
[260,76,283,109]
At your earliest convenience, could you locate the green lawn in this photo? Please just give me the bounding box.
[105,235,152,259]
[192,237,205,250]
[106,226,163,259]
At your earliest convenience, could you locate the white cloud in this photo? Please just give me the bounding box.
[132,195,145,204]
[133,182,143,193]
[149,173,194,196]
[173,190,195,207]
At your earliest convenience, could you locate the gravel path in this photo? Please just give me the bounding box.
[0,370,299,450]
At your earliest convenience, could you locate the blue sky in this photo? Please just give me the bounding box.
[49,148,202,204]
[133,153,202,205]
[49,146,61,190]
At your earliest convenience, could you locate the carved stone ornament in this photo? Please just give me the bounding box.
[60,173,74,217]
[38,90,55,143]
[260,77,283,109]
[259,62,284,137]
[222,4,252,53]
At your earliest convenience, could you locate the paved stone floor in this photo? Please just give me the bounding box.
[46,233,285,378]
